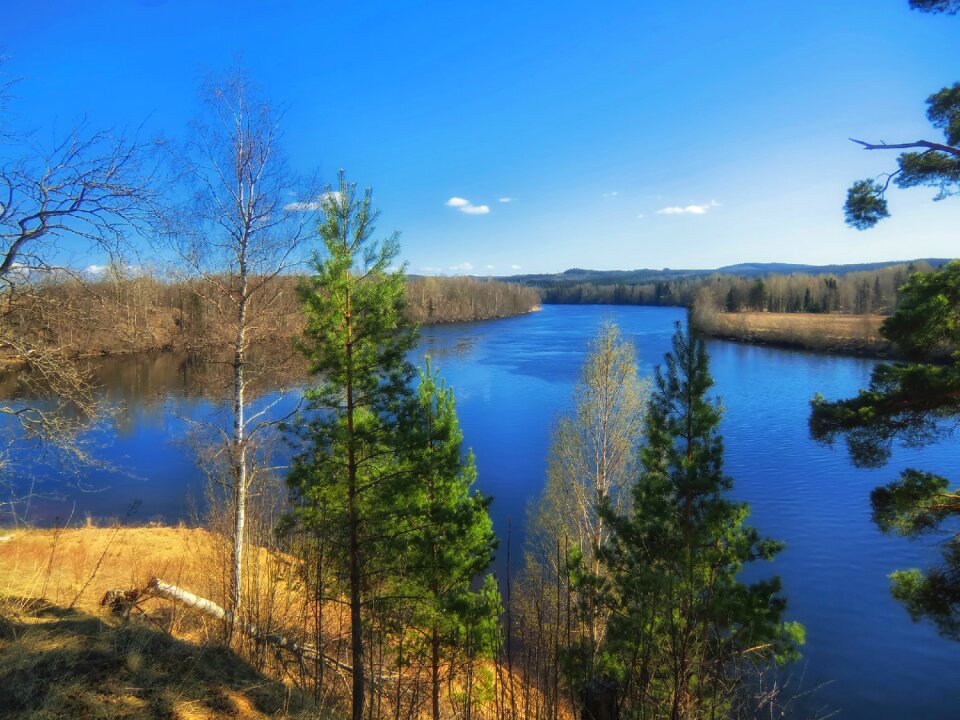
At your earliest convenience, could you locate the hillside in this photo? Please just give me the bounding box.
[0,527,312,719]
[504,258,952,288]
[500,258,953,315]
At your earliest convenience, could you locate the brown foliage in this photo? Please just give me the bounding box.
[406,276,540,324]
[1,273,541,365]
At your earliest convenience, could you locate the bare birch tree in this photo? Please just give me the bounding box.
[173,70,315,628]
[537,323,648,562]
[529,321,649,649]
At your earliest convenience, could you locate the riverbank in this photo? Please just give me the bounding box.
[0,526,519,720]
[2,276,541,368]
[0,526,224,616]
[692,310,893,357]
[413,303,543,325]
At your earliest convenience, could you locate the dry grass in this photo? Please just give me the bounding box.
[696,311,891,355]
[0,526,557,719]
[0,526,317,719]
[0,526,210,615]
[0,598,306,719]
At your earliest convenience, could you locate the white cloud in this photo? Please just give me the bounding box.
[657,205,706,215]
[445,197,490,215]
[85,264,107,275]
[449,262,474,273]
[655,200,720,216]
[419,266,443,274]
[284,191,342,212]
[498,197,515,203]
[486,264,495,270]
[511,264,521,270]
[636,213,645,219]
[603,191,619,198]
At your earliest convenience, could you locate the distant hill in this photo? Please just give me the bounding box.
[502,259,952,288]
[713,260,952,276]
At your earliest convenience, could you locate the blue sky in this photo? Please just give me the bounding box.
[4,1,958,275]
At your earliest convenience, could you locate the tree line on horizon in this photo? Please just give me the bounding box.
[534,260,941,315]
[8,256,937,369]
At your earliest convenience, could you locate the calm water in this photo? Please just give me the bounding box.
[5,305,960,718]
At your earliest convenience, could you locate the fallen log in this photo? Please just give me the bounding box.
[100,588,145,617]
[145,576,354,674]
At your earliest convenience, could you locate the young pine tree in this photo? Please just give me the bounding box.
[396,360,498,720]
[596,321,803,719]
[286,173,417,720]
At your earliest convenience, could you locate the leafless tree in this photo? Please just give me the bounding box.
[173,69,316,629]
[0,60,163,521]
[527,321,649,663]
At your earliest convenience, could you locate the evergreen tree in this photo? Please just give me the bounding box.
[843,81,959,229]
[811,260,960,638]
[910,0,960,15]
[397,360,498,720]
[594,321,802,719]
[287,172,417,720]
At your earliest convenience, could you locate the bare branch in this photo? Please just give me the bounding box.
[850,137,960,158]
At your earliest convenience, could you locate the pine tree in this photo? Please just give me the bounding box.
[287,172,417,720]
[595,321,802,719]
[397,360,498,720]
[811,260,960,639]
[843,81,959,230]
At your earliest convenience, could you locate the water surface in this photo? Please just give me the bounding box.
[4,305,959,718]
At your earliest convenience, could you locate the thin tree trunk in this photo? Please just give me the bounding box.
[432,625,441,720]
[231,276,249,637]
[345,277,366,720]
[506,520,517,720]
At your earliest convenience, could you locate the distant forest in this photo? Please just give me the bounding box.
[7,260,945,365]
[520,259,946,315]
[406,275,539,323]
[3,273,538,359]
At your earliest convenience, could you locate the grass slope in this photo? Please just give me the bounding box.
[0,528,312,720]
[0,598,303,719]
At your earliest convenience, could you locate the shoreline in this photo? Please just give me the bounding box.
[414,303,543,326]
[691,310,897,359]
[0,305,542,372]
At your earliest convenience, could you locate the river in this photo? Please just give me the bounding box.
[3,304,959,718]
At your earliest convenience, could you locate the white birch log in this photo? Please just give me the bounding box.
[146,577,355,674]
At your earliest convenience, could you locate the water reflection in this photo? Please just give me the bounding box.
[419,333,478,361]
[0,344,310,524]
